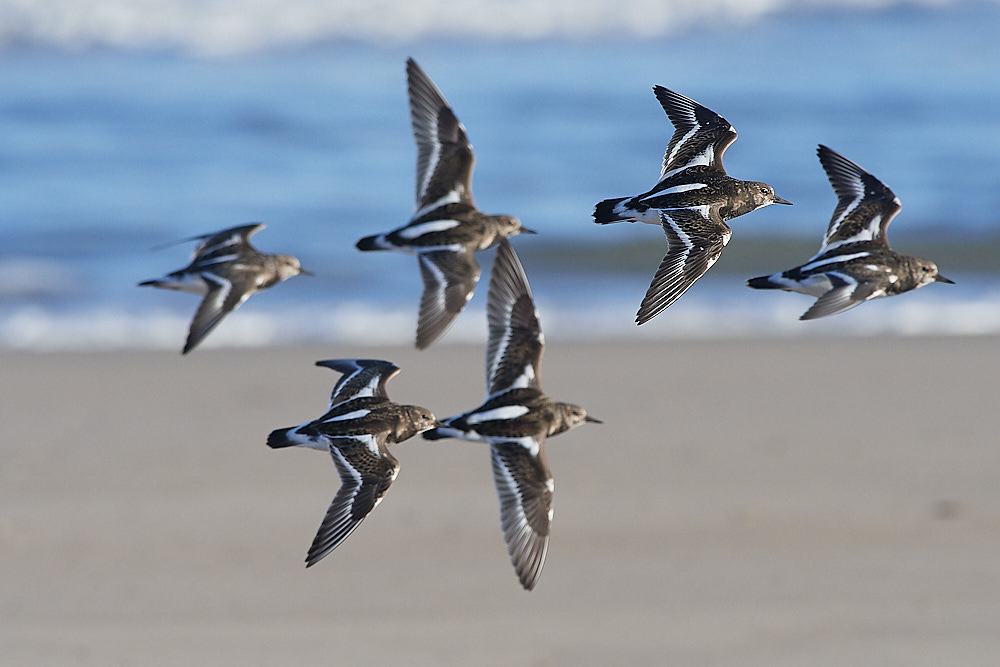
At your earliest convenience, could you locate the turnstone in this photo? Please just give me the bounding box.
[356,58,533,350]
[267,359,439,567]
[593,86,791,324]
[423,238,600,590]
[138,223,308,354]
[747,145,953,319]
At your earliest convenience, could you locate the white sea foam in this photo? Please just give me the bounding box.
[0,258,79,298]
[2,281,997,352]
[0,0,985,55]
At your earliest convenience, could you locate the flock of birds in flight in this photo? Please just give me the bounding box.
[139,58,952,590]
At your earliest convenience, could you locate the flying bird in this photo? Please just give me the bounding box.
[423,238,599,590]
[747,145,952,319]
[139,223,308,354]
[356,58,533,349]
[267,359,439,567]
[594,86,791,323]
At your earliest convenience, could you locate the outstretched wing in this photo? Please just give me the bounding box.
[816,145,901,255]
[654,86,738,178]
[415,247,481,349]
[799,274,882,320]
[183,272,254,353]
[486,238,544,396]
[186,223,264,262]
[151,222,263,258]
[490,438,552,591]
[636,207,731,324]
[305,434,399,567]
[407,58,476,219]
[316,359,402,406]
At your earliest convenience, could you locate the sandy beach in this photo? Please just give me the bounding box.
[3,335,1000,665]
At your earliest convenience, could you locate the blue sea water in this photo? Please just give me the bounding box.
[1,0,999,350]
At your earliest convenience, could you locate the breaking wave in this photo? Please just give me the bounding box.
[0,0,990,55]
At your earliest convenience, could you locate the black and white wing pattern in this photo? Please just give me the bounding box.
[317,358,401,407]
[267,358,439,566]
[490,437,553,591]
[636,207,731,324]
[186,222,263,260]
[485,238,544,396]
[798,273,882,320]
[176,223,268,354]
[407,57,476,219]
[415,247,481,350]
[306,434,399,567]
[183,273,255,353]
[654,86,738,179]
[816,144,901,255]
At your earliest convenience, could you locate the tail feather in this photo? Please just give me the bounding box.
[421,422,469,441]
[747,275,779,290]
[267,427,296,449]
[356,235,389,251]
[593,198,630,224]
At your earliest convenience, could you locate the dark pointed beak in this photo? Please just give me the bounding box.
[935,274,955,284]
[520,227,537,235]
[773,195,793,205]
[299,268,315,276]
[585,415,603,424]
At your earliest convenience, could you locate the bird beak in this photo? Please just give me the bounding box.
[433,420,447,428]
[585,415,603,424]
[935,274,955,284]
[520,227,537,235]
[299,268,315,276]
[773,195,793,205]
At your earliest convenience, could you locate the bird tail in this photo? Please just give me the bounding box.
[422,421,468,441]
[592,198,631,224]
[267,427,296,449]
[356,234,390,251]
[746,275,779,290]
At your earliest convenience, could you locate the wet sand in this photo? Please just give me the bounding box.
[3,336,999,665]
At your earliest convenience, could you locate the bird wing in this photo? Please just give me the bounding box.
[816,145,901,255]
[316,359,402,407]
[485,238,544,397]
[407,58,476,219]
[799,273,881,320]
[654,86,738,179]
[636,207,731,324]
[188,223,265,260]
[490,437,552,590]
[415,246,481,349]
[305,434,399,567]
[182,272,253,353]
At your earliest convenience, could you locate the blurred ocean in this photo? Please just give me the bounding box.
[1,0,999,350]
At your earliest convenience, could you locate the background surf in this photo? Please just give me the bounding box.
[1,0,997,350]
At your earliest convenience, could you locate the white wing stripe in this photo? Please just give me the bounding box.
[665,126,699,167]
[399,218,461,239]
[801,251,870,272]
[659,182,708,195]
[322,409,370,422]
[414,191,462,220]
[418,243,465,254]
[466,405,531,425]
[826,194,863,235]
